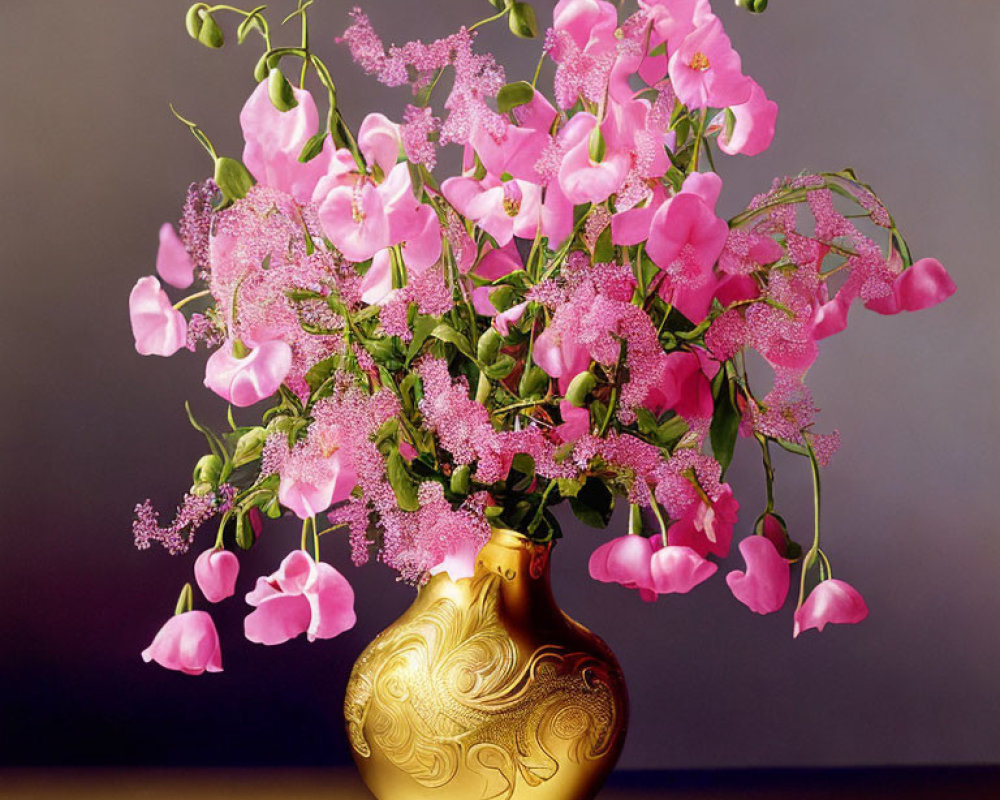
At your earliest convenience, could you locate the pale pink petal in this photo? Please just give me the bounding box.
[317,181,389,263]
[129,276,187,357]
[668,17,752,110]
[357,112,401,175]
[141,611,222,675]
[588,535,655,591]
[156,223,195,289]
[204,339,292,407]
[360,249,393,306]
[400,205,443,272]
[194,549,240,604]
[494,302,528,336]
[793,579,869,637]
[726,535,789,614]
[243,593,312,645]
[305,562,357,641]
[649,545,717,594]
[717,81,778,157]
[428,539,483,582]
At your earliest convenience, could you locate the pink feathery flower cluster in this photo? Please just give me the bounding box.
[133,485,235,555]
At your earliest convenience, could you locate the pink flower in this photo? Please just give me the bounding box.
[865,258,956,315]
[194,548,240,603]
[726,535,789,615]
[640,0,713,53]
[553,0,619,53]
[316,178,390,262]
[141,610,222,675]
[557,113,629,205]
[793,578,869,637]
[649,544,717,595]
[588,534,656,599]
[668,17,752,110]
[715,80,778,157]
[240,79,332,204]
[244,550,357,645]
[442,175,542,246]
[644,351,713,421]
[667,485,740,559]
[471,93,558,184]
[129,276,187,357]
[156,223,195,289]
[357,112,401,175]
[428,538,483,582]
[204,339,292,407]
[533,326,591,382]
[278,435,358,520]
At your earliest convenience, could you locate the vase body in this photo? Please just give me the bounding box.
[345,529,628,800]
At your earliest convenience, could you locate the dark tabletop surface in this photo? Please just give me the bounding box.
[2,767,999,800]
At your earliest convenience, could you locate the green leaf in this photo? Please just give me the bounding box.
[406,315,439,365]
[482,354,516,380]
[232,427,267,468]
[518,365,549,399]
[305,355,339,394]
[185,4,209,39]
[508,2,538,38]
[197,11,224,48]
[386,451,420,512]
[555,476,584,498]
[450,464,472,495]
[214,157,255,205]
[477,328,504,364]
[497,81,535,114]
[430,323,476,360]
[592,223,613,263]
[236,6,267,43]
[569,477,614,528]
[710,370,741,476]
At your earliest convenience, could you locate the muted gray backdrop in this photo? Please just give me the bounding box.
[0,0,997,769]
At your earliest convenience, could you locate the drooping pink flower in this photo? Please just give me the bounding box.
[141,610,222,675]
[715,80,778,157]
[240,79,332,204]
[668,16,752,110]
[156,223,195,289]
[588,534,656,600]
[865,258,956,315]
[357,112,401,175]
[244,550,357,645]
[726,535,789,614]
[204,339,292,407]
[649,544,717,595]
[129,276,188,357]
[194,548,240,603]
[793,578,869,637]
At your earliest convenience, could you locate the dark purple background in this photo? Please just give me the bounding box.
[1,0,997,769]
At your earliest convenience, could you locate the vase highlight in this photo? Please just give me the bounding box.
[345,529,628,800]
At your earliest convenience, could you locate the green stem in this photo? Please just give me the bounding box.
[796,442,824,610]
[469,6,511,31]
[755,433,775,512]
[526,479,558,536]
[688,108,708,173]
[174,582,194,615]
[173,289,211,310]
[648,494,669,547]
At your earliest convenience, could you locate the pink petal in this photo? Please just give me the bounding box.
[494,302,528,337]
[428,539,483,582]
[668,17,752,111]
[588,535,655,591]
[726,536,789,614]
[400,205,443,272]
[317,180,389,263]
[895,258,956,312]
[204,339,292,407]
[717,81,778,157]
[474,242,523,281]
[156,224,194,289]
[556,402,591,443]
[357,112,401,176]
[793,579,869,637]
[194,549,240,604]
[243,593,312,645]
[129,276,187,357]
[360,249,393,306]
[305,562,357,641]
[141,611,222,675]
[650,545,718,594]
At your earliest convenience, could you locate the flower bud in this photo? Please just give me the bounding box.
[192,454,222,493]
[735,0,767,12]
[267,68,299,112]
[565,371,597,407]
[197,10,225,48]
[233,427,267,468]
[185,4,209,39]
[519,365,549,399]
[588,125,607,163]
[450,464,472,496]
[477,328,504,364]
[508,2,538,38]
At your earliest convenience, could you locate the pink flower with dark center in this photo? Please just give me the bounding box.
[204,339,292,407]
[240,80,332,204]
[141,610,222,675]
[668,17,752,110]
[714,80,778,157]
[129,276,188,357]
[793,578,869,637]
[244,550,357,645]
[726,535,790,614]
[194,548,240,603]
[156,223,195,289]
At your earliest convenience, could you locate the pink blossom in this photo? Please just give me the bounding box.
[668,17,752,110]
[277,433,358,520]
[667,485,739,559]
[357,112,401,175]
[428,538,483,581]
[556,113,629,205]
[553,0,619,54]
[649,544,717,595]
[865,258,956,314]
[442,175,541,246]
[715,80,778,157]
[639,0,713,53]
[588,534,656,600]
[244,550,357,645]
[726,535,789,614]
[793,578,869,637]
[141,610,222,675]
[317,178,390,262]
[644,351,713,421]
[470,92,558,184]
[494,302,528,336]
[129,276,188,357]
[194,548,240,603]
[240,79,332,204]
[612,186,668,246]
[204,339,292,407]
[534,326,591,382]
[156,223,195,289]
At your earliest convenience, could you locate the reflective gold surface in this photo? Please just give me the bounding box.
[345,529,629,800]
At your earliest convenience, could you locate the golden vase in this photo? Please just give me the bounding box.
[345,528,629,800]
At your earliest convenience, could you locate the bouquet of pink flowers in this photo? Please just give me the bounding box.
[131,0,954,676]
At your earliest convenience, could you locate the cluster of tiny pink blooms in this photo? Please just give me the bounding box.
[130,0,958,675]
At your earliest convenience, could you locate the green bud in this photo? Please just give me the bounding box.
[253,53,271,83]
[588,125,606,163]
[193,453,222,487]
[214,157,255,204]
[450,464,472,495]
[197,11,225,48]
[263,495,282,519]
[235,512,255,550]
[565,371,597,407]
[519,365,549,399]
[508,2,538,38]
[497,81,535,114]
[185,4,209,40]
[487,0,509,10]
[268,68,299,112]
[174,582,194,616]
[735,0,767,12]
[477,328,504,364]
[483,354,516,380]
[233,427,267,468]
[475,371,491,405]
